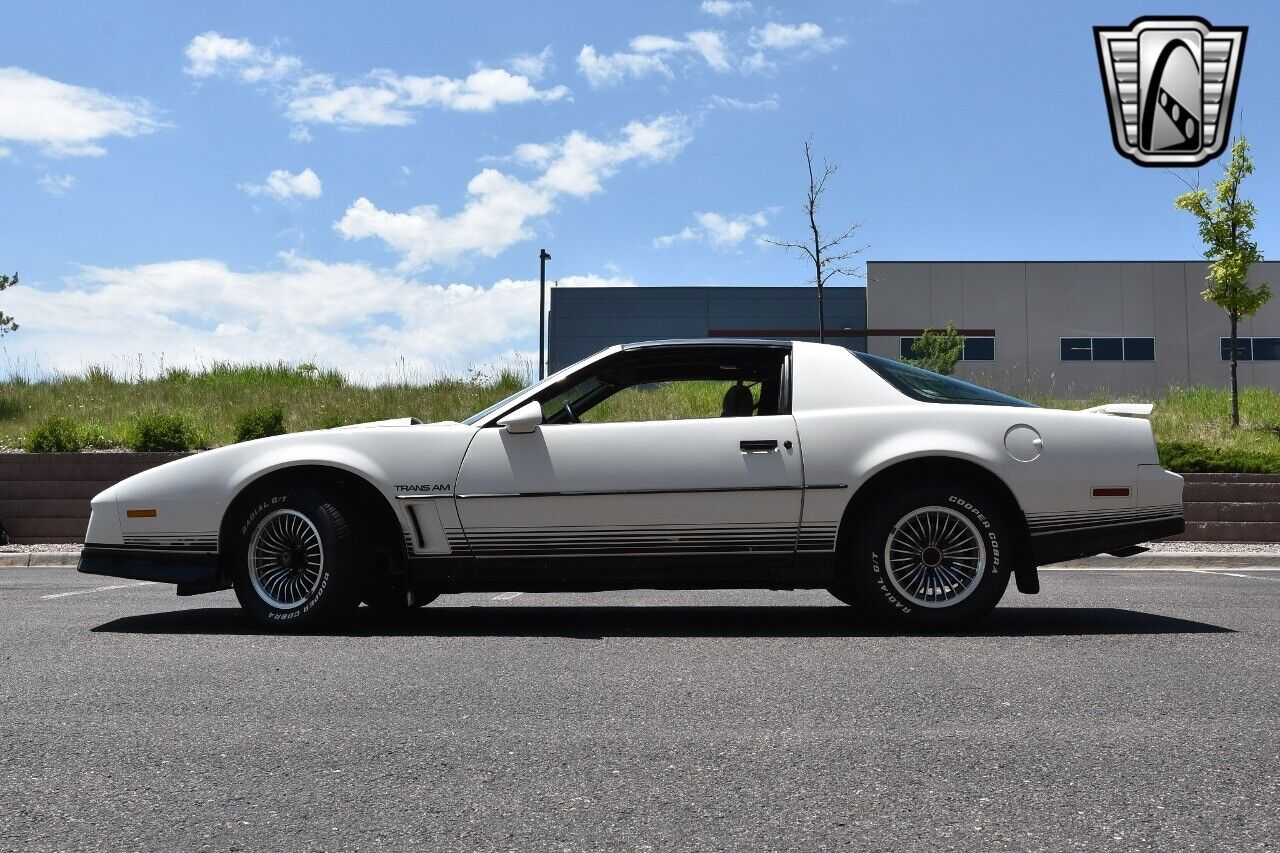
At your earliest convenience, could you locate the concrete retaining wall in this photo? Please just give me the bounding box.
[1180,473,1280,543]
[0,453,191,544]
[0,455,1276,545]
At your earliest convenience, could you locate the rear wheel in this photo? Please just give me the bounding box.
[840,481,1012,629]
[230,487,365,629]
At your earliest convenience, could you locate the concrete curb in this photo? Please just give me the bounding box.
[0,553,80,569]
[3,550,1279,571]
[1059,551,1280,570]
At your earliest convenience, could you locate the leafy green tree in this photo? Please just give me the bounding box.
[902,322,964,375]
[0,271,17,335]
[1175,137,1270,428]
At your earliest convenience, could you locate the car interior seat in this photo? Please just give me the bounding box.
[720,381,755,417]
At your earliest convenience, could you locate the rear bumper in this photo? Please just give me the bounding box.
[78,546,220,585]
[1030,514,1185,566]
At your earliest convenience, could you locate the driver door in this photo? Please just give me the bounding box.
[453,347,803,573]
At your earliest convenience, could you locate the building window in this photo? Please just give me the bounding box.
[1092,338,1123,361]
[1123,338,1156,361]
[900,335,995,362]
[1061,338,1092,361]
[963,337,995,361]
[1221,337,1280,361]
[1060,337,1156,362]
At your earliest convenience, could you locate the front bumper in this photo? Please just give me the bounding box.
[78,546,220,586]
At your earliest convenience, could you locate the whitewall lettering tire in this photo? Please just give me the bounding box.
[842,482,1012,629]
[231,488,365,629]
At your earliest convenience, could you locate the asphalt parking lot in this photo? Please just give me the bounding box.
[1,567,1277,852]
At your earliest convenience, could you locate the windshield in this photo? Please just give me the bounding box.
[463,347,621,425]
[854,352,1036,408]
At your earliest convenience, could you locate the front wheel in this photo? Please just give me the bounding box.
[842,482,1012,629]
[230,487,366,629]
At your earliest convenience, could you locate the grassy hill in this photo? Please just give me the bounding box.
[2,362,1278,471]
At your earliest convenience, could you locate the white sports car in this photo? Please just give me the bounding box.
[80,339,1184,629]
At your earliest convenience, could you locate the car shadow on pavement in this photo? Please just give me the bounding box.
[92,605,1235,639]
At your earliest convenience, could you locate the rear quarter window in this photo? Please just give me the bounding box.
[854,352,1036,408]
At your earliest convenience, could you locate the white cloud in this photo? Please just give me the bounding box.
[508,46,554,80]
[37,172,77,196]
[581,19,842,86]
[700,0,753,16]
[238,167,322,201]
[184,31,302,82]
[749,22,845,53]
[0,146,11,159]
[579,30,731,87]
[185,32,568,130]
[684,31,732,71]
[739,50,775,74]
[3,255,634,378]
[576,46,672,87]
[288,68,569,125]
[336,115,691,270]
[0,67,162,157]
[654,209,771,249]
[707,94,778,110]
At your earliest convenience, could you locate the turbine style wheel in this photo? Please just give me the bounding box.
[248,509,325,610]
[230,487,366,629]
[883,506,986,609]
[836,481,1013,629]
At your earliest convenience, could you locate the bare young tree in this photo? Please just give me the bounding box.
[764,139,866,342]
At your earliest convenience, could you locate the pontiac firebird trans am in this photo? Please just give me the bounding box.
[79,339,1185,630]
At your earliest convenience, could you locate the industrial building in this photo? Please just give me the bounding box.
[547,261,1280,396]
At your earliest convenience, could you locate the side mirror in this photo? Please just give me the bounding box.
[499,400,543,434]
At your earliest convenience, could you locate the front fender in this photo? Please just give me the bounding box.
[98,423,476,549]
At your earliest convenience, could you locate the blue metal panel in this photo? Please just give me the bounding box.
[547,286,869,370]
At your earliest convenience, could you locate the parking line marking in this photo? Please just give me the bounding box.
[1042,566,1280,572]
[492,591,523,601]
[1188,569,1280,581]
[41,581,157,600]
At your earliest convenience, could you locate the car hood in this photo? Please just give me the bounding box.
[102,419,478,504]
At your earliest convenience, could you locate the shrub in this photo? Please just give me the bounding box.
[233,407,286,443]
[317,413,348,429]
[24,416,88,452]
[1157,440,1280,474]
[126,412,199,452]
[79,421,114,449]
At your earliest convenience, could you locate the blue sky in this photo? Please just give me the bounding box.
[1,0,1275,378]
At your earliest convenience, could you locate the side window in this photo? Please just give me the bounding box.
[580,380,760,424]
[533,348,786,426]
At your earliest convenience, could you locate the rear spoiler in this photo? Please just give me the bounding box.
[1082,403,1153,418]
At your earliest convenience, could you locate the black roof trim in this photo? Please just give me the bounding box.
[621,338,793,351]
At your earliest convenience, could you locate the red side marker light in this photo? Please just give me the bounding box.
[1091,488,1130,497]
[126,509,157,518]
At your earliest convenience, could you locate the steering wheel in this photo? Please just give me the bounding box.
[563,400,580,424]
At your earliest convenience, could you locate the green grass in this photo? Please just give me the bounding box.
[1020,386,1280,473]
[0,361,528,450]
[2,362,1278,471]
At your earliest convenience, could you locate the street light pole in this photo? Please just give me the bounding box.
[538,248,551,379]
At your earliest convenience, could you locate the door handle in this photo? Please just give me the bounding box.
[740,439,779,453]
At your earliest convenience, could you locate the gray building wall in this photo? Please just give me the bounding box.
[866,261,1280,396]
[548,286,867,371]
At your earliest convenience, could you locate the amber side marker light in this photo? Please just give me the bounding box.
[126,509,157,518]
[1091,488,1130,498]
